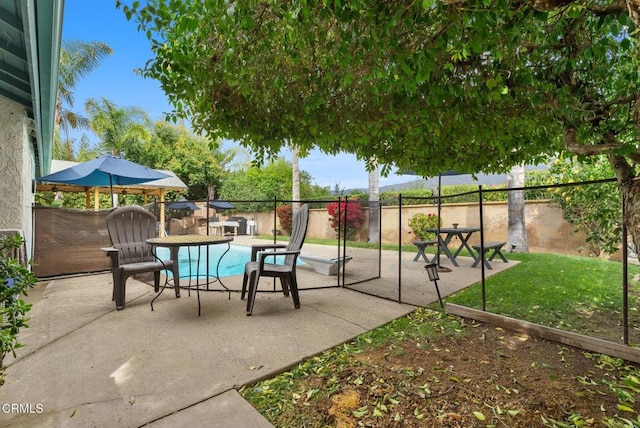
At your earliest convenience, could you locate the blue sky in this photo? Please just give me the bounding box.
[61,0,412,190]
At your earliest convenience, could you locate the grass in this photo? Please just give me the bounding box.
[446,252,640,343]
[258,235,429,253]
[262,234,640,342]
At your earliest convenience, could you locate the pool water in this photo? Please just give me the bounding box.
[154,244,291,278]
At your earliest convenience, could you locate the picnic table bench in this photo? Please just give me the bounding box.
[412,240,438,263]
[471,241,508,270]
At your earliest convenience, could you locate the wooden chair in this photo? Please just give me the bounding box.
[104,205,179,310]
[241,204,309,315]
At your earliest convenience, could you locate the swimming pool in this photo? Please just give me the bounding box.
[153,244,291,278]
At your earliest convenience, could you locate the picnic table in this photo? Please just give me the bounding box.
[426,226,480,267]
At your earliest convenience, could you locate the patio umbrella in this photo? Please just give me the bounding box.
[37,155,170,206]
[167,198,199,211]
[209,200,235,210]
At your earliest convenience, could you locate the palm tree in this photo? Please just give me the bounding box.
[507,164,529,253]
[85,97,152,206]
[368,160,380,244]
[85,97,151,157]
[57,40,113,142]
[291,145,300,211]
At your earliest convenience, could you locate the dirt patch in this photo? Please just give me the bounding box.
[249,312,640,427]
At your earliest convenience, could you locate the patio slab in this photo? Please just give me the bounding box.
[0,238,515,427]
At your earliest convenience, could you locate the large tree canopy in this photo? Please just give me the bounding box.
[119,0,638,179]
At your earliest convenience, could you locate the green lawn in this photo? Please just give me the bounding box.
[263,235,639,343]
[445,252,640,344]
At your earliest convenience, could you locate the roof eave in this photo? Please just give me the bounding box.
[22,0,65,177]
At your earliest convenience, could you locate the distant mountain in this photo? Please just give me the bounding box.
[379,172,508,192]
[349,165,548,193]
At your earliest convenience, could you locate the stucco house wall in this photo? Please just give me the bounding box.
[0,97,35,256]
[0,0,64,262]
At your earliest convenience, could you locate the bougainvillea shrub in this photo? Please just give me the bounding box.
[276,204,293,235]
[327,201,365,240]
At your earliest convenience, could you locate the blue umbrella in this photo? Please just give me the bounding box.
[209,200,235,210]
[38,155,170,206]
[167,198,200,211]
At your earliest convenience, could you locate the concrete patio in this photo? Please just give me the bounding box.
[0,237,515,427]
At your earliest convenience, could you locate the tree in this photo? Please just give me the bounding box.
[57,40,113,141]
[127,121,229,200]
[368,161,380,244]
[120,1,640,250]
[530,156,622,257]
[52,135,75,161]
[163,130,227,200]
[219,158,331,211]
[507,165,528,253]
[84,97,152,206]
[54,40,113,161]
[85,97,151,157]
[291,144,301,211]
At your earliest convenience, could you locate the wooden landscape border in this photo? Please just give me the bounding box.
[446,304,640,364]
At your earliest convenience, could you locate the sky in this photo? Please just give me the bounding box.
[61,0,414,190]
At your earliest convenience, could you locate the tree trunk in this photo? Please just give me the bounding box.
[291,145,300,212]
[507,164,528,253]
[609,154,639,260]
[368,163,380,244]
[621,179,640,260]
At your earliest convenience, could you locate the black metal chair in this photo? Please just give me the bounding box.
[241,204,309,315]
[104,205,179,310]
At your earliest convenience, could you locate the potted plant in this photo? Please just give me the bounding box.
[408,213,440,241]
[0,233,36,365]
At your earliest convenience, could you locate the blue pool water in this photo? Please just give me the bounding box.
[154,244,290,278]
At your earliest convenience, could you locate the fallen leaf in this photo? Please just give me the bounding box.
[473,411,486,420]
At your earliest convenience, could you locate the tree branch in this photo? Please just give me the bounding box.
[532,0,627,15]
[563,127,623,155]
[608,153,636,184]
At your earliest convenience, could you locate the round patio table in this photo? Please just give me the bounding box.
[146,234,233,316]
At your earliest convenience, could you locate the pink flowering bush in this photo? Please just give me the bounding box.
[327,201,364,240]
[276,205,293,235]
